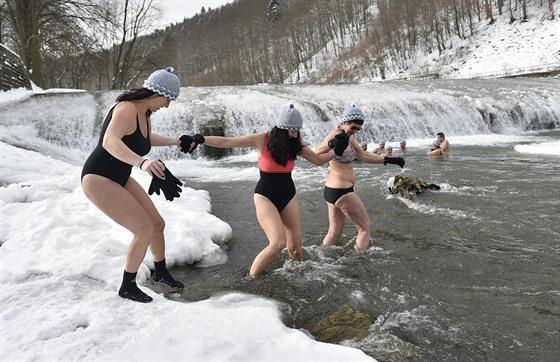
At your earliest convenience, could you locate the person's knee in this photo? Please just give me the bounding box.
[135,222,158,245]
[270,237,287,253]
[153,216,165,234]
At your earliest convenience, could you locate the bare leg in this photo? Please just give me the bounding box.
[82,175,155,273]
[250,194,288,276]
[322,202,347,246]
[334,193,371,250]
[280,196,303,262]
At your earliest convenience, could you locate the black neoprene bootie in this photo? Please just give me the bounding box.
[153,259,184,289]
[118,270,153,303]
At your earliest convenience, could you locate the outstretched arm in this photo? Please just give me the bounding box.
[352,138,385,164]
[300,144,335,165]
[150,133,181,147]
[204,133,263,150]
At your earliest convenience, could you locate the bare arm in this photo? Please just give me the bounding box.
[204,133,263,150]
[102,102,147,168]
[150,133,180,147]
[427,148,443,155]
[352,137,385,164]
[300,144,335,165]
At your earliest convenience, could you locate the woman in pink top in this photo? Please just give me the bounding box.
[194,104,348,277]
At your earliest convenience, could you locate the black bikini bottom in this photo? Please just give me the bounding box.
[323,186,354,204]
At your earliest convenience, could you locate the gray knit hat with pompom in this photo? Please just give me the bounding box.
[143,67,180,101]
[341,104,365,124]
[276,103,303,131]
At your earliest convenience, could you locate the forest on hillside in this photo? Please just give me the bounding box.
[1,0,556,90]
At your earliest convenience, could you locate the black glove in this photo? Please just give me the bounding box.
[328,132,349,156]
[148,163,183,201]
[383,156,405,168]
[179,135,195,153]
[179,134,205,154]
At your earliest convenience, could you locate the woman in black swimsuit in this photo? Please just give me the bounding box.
[195,104,345,277]
[81,67,197,303]
[315,105,405,251]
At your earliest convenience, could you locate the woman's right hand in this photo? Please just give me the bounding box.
[141,159,165,178]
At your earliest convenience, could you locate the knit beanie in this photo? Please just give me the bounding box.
[341,104,365,124]
[143,67,180,101]
[276,104,303,131]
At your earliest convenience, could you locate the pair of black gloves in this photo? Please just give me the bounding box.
[328,132,405,168]
[148,134,206,201]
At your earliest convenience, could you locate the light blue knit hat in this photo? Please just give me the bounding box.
[341,104,365,124]
[276,104,303,130]
[143,67,180,101]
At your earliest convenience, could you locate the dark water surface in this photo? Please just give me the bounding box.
[164,132,559,362]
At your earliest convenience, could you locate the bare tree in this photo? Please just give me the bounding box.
[4,0,110,87]
[107,0,165,90]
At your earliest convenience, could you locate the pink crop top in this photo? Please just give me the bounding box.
[258,134,295,173]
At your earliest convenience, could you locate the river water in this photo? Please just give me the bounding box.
[163,129,560,361]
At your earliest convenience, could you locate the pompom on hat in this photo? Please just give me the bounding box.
[143,67,180,101]
[276,103,303,131]
[341,104,365,124]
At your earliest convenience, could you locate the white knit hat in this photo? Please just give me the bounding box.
[143,67,180,101]
[276,103,303,130]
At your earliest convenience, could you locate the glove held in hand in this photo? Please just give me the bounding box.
[148,163,183,201]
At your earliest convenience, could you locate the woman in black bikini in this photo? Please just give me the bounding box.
[81,67,198,303]
[197,104,346,276]
[315,105,405,251]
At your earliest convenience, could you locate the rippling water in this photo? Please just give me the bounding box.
[166,131,559,361]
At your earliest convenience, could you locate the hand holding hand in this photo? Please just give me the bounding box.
[179,134,205,154]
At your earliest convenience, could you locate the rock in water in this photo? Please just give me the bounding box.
[311,304,374,343]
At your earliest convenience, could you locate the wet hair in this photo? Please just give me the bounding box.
[267,126,302,166]
[437,132,445,138]
[115,88,156,117]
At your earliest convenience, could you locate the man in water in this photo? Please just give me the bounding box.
[387,175,440,199]
[437,132,449,152]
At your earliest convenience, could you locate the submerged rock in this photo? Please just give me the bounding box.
[311,305,374,344]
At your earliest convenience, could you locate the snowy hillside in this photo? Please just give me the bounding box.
[293,0,559,83]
